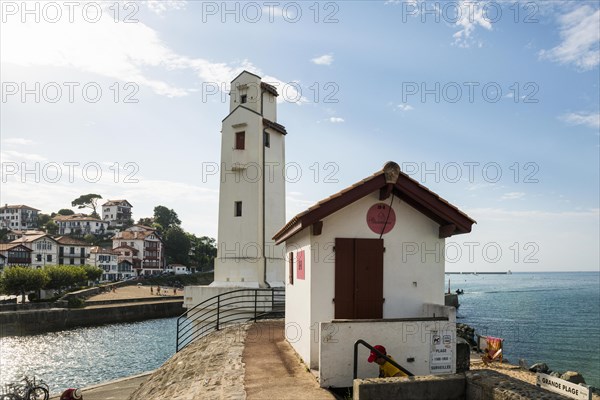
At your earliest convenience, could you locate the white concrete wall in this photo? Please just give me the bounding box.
[319,319,456,388]
[284,229,314,367]
[284,191,448,374]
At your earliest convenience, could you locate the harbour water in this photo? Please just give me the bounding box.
[0,318,177,395]
[1,271,597,394]
[449,271,600,388]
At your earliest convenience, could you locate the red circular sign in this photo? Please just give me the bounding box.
[367,203,396,235]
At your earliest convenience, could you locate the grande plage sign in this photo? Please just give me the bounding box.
[536,373,591,400]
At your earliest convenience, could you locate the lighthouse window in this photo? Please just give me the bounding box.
[235,131,245,150]
[240,94,247,104]
[264,132,270,148]
[234,201,242,217]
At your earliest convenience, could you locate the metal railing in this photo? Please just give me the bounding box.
[353,339,414,379]
[176,288,285,352]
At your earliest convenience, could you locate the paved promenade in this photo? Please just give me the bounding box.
[127,320,335,400]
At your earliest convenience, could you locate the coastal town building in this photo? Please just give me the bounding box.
[168,264,190,275]
[53,214,109,236]
[90,246,133,281]
[102,200,133,228]
[55,236,92,266]
[111,225,165,276]
[10,233,58,268]
[0,243,32,268]
[4,229,45,242]
[0,204,40,230]
[273,161,476,387]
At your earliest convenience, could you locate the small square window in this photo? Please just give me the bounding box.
[240,94,247,104]
[264,132,270,148]
[234,201,242,217]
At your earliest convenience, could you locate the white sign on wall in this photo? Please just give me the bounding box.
[536,373,591,400]
[429,331,453,374]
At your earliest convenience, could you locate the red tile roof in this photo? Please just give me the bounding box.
[273,161,476,244]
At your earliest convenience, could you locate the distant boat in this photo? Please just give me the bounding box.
[508,270,512,275]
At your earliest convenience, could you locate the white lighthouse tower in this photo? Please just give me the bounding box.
[211,71,286,288]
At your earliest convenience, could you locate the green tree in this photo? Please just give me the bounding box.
[0,266,49,303]
[38,213,52,226]
[137,217,154,226]
[44,220,59,235]
[83,234,96,244]
[44,265,85,292]
[164,226,191,265]
[189,235,217,271]
[81,265,103,282]
[72,194,103,218]
[57,209,75,216]
[153,206,181,232]
[0,228,9,243]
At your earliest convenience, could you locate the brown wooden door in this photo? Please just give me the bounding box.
[335,238,384,319]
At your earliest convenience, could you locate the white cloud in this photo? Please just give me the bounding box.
[452,1,493,48]
[329,117,345,123]
[145,0,187,15]
[0,7,294,100]
[397,104,414,111]
[2,138,36,145]
[539,5,600,70]
[311,54,334,66]
[0,150,46,162]
[501,192,525,200]
[560,111,600,129]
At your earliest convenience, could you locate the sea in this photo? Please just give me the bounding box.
[448,271,600,388]
[0,271,598,394]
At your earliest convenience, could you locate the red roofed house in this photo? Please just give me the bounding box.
[10,234,58,268]
[0,243,33,268]
[272,161,476,388]
[112,226,165,276]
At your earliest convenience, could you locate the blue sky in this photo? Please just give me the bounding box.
[1,0,598,272]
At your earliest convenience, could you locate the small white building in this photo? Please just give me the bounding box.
[272,162,476,387]
[0,204,40,230]
[54,214,109,236]
[102,200,133,228]
[10,234,58,268]
[169,264,190,275]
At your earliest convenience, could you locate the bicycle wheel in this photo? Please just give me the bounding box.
[26,386,49,400]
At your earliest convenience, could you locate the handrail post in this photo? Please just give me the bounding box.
[176,319,180,352]
[216,296,220,331]
[254,290,258,320]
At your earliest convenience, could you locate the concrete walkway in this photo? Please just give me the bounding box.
[124,320,335,400]
[243,321,335,400]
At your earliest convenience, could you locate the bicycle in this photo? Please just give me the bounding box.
[1,376,49,400]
